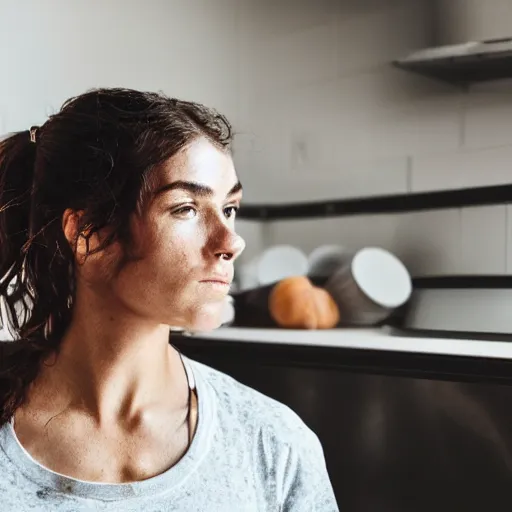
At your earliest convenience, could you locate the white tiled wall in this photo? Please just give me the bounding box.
[460,206,507,274]
[233,0,512,277]
[0,0,241,131]
[463,81,512,149]
[0,0,268,265]
[2,1,511,277]
[435,0,512,44]
[412,145,512,192]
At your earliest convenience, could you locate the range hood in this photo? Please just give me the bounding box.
[393,37,512,86]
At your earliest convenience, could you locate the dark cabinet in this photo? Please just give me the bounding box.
[172,334,512,512]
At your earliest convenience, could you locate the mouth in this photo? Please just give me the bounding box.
[200,273,232,286]
[200,279,231,286]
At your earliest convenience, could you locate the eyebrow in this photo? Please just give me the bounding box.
[154,180,243,198]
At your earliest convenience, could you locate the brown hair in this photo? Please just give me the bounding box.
[0,88,233,425]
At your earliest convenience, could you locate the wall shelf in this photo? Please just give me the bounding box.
[393,52,512,86]
[392,39,512,87]
[413,275,512,289]
[238,183,512,221]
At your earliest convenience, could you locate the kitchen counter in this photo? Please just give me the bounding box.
[173,325,512,512]
[172,327,512,512]
[184,326,512,360]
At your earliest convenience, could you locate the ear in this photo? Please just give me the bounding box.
[62,209,99,263]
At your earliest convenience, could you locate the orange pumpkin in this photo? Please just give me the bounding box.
[268,276,340,329]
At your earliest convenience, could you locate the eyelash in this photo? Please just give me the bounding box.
[172,205,239,219]
[224,206,239,218]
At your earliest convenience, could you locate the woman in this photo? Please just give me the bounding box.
[0,88,338,510]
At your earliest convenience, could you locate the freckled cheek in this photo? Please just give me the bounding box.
[173,219,209,248]
[156,225,205,277]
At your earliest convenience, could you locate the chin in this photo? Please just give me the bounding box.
[184,319,223,335]
[179,303,225,334]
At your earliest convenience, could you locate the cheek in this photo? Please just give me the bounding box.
[153,228,200,278]
[133,216,196,273]
[121,227,200,302]
[78,240,124,287]
[137,241,191,289]
[112,214,214,323]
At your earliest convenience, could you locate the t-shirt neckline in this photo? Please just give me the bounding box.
[0,356,215,502]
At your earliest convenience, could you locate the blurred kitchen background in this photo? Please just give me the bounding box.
[2,0,512,335]
[6,4,512,509]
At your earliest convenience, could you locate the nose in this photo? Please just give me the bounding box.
[211,225,246,262]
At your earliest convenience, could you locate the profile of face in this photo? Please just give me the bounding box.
[75,137,245,332]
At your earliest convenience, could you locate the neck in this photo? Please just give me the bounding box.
[32,288,187,426]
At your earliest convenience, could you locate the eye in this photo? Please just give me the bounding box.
[224,206,239,219]
[172,206,197,219]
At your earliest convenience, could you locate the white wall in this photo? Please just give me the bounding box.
[0,0,268,267]
[0,0,239,130]
[435,0,512,44]
[233,0,512,277]
[2,0,512,280]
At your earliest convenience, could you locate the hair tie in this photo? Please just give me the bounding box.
[29,126,39,144]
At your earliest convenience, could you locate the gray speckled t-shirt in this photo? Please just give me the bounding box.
[0,356,339,511]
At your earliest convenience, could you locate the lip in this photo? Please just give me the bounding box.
[200,275,232,286]
[201,280,231,286]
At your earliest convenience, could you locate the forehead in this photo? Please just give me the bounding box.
[157,137,238,195]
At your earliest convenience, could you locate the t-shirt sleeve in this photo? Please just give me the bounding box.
[277,427,339,511]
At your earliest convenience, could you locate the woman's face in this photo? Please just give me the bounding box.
[102,137,245,332]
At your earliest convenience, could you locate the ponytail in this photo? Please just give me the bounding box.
[0,130,72,425]
[0,131,38,338]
